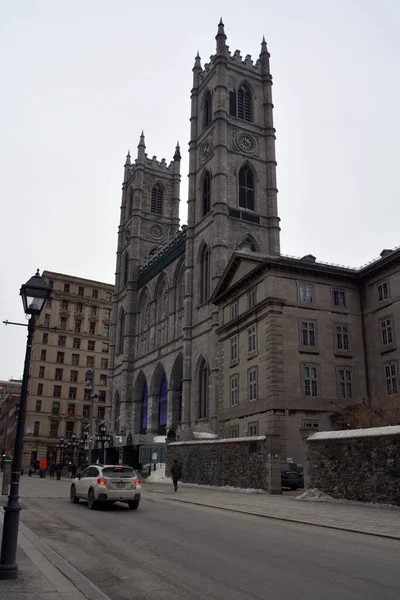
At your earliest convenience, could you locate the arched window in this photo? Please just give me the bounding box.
[139,293,150,355]
[123,253,129,286]
[229,83,252,122]
[239,165,255,211]
[204,91,212,128]
[151,185,163,215]
[202,171,211,216]
[199,245,210,304]
[127,187,133,219]
[114,394,120,433]
[140,382,148,434]
[158,373,168,435]
[156,281,168,346]
[118,309,125,354]
[239,237,257,252]
[198,358,208,419]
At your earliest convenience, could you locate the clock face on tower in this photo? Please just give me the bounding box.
[238,135,254,152]
[202,141,211,157]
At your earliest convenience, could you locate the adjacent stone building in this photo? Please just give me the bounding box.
[23,271,114,469]
[107,21,400,466]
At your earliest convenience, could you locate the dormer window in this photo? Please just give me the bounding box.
[151,185,163,215]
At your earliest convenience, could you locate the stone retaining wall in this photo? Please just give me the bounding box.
[307,426,400,506]
[166,436,270,490]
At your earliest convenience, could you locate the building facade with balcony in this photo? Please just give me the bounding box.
[23,271,114,470]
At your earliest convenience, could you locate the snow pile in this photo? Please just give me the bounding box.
[152,435,166,443]
[146,465,171,483]
[192,432,218,440]
[295,488,336,502]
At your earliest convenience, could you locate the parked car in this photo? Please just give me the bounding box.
[298,465,304,488]
[70,464,141,510]
[281,463,302,490]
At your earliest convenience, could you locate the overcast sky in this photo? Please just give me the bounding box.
[1,0,399,380]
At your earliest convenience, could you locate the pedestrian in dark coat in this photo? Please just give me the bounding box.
[170,460,182,492]
[56,463,62,481]
[71,463,77,478]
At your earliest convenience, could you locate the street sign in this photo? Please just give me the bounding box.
[87,434,95,444]
[26,425,34,434]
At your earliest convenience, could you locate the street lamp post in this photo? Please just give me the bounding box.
[0,270,51,580]
[97,425,112,464]
[59,436,66,465]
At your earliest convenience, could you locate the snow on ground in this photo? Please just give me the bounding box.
[146,464,171,483]
[295,488,400,511]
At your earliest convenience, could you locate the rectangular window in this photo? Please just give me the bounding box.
[76,303,83,313]
[53,385,62,398]
[299,282,313,304]
[248,324,257,353]
[42,333,48,344]
[104,308,112,319]
[37,383,43,395]
[58,335,66,346]
[55,368,63,381]
[92,289,98,299]
[333,289,347,308]
[84,389,91,401]
[64,283,70,293]
[102,342,109,353]
[230,335,238,361]
[98,406,105,419]
[35,399,42,412]
[335,325,349,351]
[71,354,80,366]
[98,390,106,402]
[338,368,352,399]
[230,302,238,320]
[229,425,239,438]
[101,358,108,369]
[378,282,389,302]
[106,292,112,302]
[60,317,67,330]
[40,349,47,361]
[51,402,60,415]
[50,420,59,437]
[303,364,318,397]
[65,421,74,437]
[90,306,97,316]
[87,356,94,368]
[67,402,75,415]
[72,338,81,349]
[61,300,69,311]
[381,318,393,346]
[230,375,239,407]
[385,362,398,395]
[301,321,316,347]
[44,314,50,328]
[248,422,258,436]
[33,421,40,436]
[48,280,54,288]
[103,324,110,338]
[89,322,96,335]
[78,286,84,297]
[56,352,64,364]
[70,370,78,382]
[88,340,95,351]
[99,374,107,386]
[83,405,90,418]
[247,289,256,309]
[75,320,81,333]
[39,366,45,378]
[248,368,257,401]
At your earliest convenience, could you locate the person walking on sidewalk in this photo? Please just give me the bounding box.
[170,460,182,492]
[55,463,62,481]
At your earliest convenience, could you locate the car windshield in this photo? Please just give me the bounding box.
[102,466,136,479]
[282,463,298,471]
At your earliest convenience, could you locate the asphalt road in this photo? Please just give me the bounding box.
[18,484,400,600]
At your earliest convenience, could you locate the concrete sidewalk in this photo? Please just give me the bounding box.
[144,482,400,540]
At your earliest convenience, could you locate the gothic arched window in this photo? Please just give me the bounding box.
[198,358,208,419]
[238,165,255,211]
[199,245,210,304]
[140,382,148,434]
[123,253,129,286]
[229,83,252,122]
[158,373,168,435]
[151,185,163,215]
[127,187,133,219]
[204,91,212,128]
[202,170,211,216]
[118,309,125,354]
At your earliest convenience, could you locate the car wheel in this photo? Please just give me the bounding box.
[128,500,139,510]
[70,485,79,504]
[88,489,97,510]
[290,486,298,491]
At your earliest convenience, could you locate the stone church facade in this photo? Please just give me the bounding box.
[108,21,400,465]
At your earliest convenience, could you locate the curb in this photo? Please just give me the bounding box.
[147,491,400,542]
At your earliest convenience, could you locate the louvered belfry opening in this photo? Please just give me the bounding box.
[151,185,163,214]
[238,165,255,210]
[237,85,252,121]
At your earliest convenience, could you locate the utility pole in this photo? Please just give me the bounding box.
[84,366,97,464]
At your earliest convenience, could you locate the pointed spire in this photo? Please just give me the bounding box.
[124,149,131,167]
[216,17,227,55]
[137,131,146,162]
[260,35,269,55]
[193,50,202,70]
[174,141,181,161]
[138,130,145,147]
